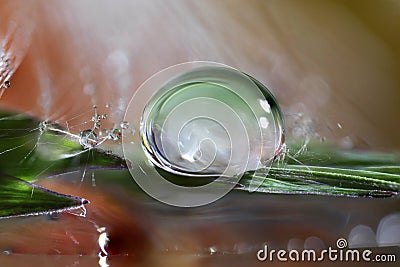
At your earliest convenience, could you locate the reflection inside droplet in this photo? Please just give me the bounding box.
[140,66,284,177]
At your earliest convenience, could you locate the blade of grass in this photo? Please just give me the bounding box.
[239,164,399,197]
[0,173,87,218]
[0,110,128,182]
[150,142,400,198]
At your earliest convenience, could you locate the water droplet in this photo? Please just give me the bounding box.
[98,232,109,255]
[105,103,112,108]
[209,246,217,254]
[140,66,284,176]
[120,121,129,129]
[107,128,121,141]
[79,129,98,149]
[2,80,10,89]
[3,250,12,255]
[38,120,48,133]
[123,62,285,206]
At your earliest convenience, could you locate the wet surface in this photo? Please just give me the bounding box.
[0,170,398,266]
[0,1,399,266]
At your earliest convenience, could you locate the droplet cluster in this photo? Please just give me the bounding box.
[0,49,12,89]
[78,104,132,149]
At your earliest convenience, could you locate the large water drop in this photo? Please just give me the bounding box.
[123,62,285,207]
[140,65,284,177]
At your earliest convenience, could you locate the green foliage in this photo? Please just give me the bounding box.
[0,111,127,218]
[0,174,86,218]
[0,110,398,218]
[238,142,400,197]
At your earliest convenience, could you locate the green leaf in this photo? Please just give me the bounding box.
[0,173,87,218]
[239,165,399,197]
[236,142,400,197]
[0,111,128,182]
[149,141,400,198]
[285,141,400,170]
[0,110,128,218]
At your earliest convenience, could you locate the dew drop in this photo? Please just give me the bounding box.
[2,80,10,89]
[3,250,12,255]
[140,66,284,176]
[108,128,121,141]
[38,120,48,133]
[79,129,98,149]
[120,121,129,129]
[208,246,217,255]
[0,49,14,95]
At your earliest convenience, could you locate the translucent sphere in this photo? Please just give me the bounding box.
[140,66,284,177]
[123,62,285,206]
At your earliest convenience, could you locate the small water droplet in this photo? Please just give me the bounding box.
[120,121,129,129]
[2,80,10,89]
[3,250,12,255]
[105,103,112,108]
[39,120,48,133]
[209,246,217,255]
[107,128,121,141]
[79,129,98,149]
[97,227,106,233]
[98,232,109,255]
